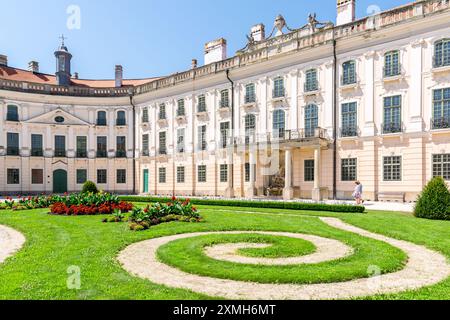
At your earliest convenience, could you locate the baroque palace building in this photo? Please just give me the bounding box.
[1,0,450,202]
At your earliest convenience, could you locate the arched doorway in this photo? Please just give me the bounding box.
[53,169,68,194]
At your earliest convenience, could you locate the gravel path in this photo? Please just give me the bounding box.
[204,232,352,265]
[118,218,450,300]
[0,225,26,264]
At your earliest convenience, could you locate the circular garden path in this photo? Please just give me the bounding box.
[118,217,450,300]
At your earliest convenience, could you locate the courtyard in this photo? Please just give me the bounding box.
[0,201,449,300]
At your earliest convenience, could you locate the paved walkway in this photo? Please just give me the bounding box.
[0,225,26,264]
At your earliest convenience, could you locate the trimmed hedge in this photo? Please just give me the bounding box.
[119,196,366,214]
[414,177,450,221]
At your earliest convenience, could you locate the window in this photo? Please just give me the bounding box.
[305,69,318,92]
[142,108,149,123]
[245,163,256,182]
[177,129,185,153]
[31,134,43,157]
[220,90,229,108]
[142,134,149,156]
[434,39,450,68]
[54,135,66,157]
[76,136,87,158]
[117,169,126,184]
[7,169,20,184]
[245,83,256,103]
[383,96,402,134]
[220,164,228,183]
[197,95,207,113]
[31,169,44,184]
[304,160,315,182]
[177,167,185,183]
[159,168,166,183]
[384,51,400,77]
[177,99,185,117]
[273,109,285,139]
[305,104,319,137]
[342,61,356,85]
[6,105,19,121]
[159,132,167,155]
[77,169,87,184]
[273,77,285,98]
[383,156,402,181]
[97,169,107,184]
[116,111,126,126]
[97,111,107,126]
[198,125,207,151]
[245,114,256,144]
[55,116,65,123]
[433,154,450,180]
[342,158,357,181]
[97,136,107,158]
[341,102,358,137]
[7,133,19,156]
[159,103,166,120]
[198,165,207,183]
[220,122,230,148]
[116,136,126,158]
[432,88,450,129]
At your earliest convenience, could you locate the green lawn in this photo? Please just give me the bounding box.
[0,204,449,300]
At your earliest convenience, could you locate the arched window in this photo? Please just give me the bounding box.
[97,111,107,126]
[305,104,318,137]
[273,109,285,139]
[245,114,256,144]
[116,111,126,126]
[342,60,356,85]
[434,39,450,68]
[6,105,19,122]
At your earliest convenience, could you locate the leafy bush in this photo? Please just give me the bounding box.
[82,181,99,194]
[120,196,366,214]
[414,177,450,221]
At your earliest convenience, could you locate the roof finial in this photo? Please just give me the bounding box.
[59,34,67,46]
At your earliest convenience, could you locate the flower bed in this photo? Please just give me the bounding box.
[129,197,202,231]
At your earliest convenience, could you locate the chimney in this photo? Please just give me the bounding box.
[251,24,265,42]
[337,0,356,26]
[0,55,7,66]
[191,59,198,69]
[28,61,39,73]
[204,38,227,65]
[115,65,123,88]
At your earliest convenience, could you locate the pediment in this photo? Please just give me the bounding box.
[25,108,90,126]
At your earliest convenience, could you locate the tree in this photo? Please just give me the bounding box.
[414,177,450,221]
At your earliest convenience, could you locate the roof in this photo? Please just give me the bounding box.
[0,65,160,88]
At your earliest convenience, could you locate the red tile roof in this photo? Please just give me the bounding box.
[0,65,160,88]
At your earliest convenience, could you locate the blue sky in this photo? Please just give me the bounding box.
[1,0,407,79]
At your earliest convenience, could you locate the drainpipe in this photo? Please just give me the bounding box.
[128,89,137,195]
[226,69,235,196]
[332,39,338,200]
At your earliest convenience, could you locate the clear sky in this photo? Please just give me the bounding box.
[1,0,408,80]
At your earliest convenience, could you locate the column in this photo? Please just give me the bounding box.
[408,39,425,132]
[224,149,235,198]
[283,148,294,200]
[312,147,323,201]
[362,51,376,137]
[246,147,257,198]
[289,70,299,130]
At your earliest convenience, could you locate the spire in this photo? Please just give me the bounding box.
[54,35,72,86]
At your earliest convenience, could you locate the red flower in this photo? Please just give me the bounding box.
[172,196,177,201]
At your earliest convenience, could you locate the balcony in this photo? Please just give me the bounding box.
[54,150,66,158]
[6,114,19,122]
[158,148,167,156]
[176,109,186,117]
[141,150,150,157]
[244,95,256,105]
[116,150,127,158]
[6,147,19,156]
[219,100,230,109]
[382,122,403,135]
[96,150,107,158]
[431,117,450,131]
[237,128,328,146]
[340,126,359,138]
[30,149,43,157]
[76,150,88,158]
[116,120,126,126]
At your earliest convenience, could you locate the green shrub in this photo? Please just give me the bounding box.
[120,196,366,214]
[82,181,99,194]
[414,177,450,221]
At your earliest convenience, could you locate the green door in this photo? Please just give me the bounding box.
[143,169,149,193]
[53,169,68,194]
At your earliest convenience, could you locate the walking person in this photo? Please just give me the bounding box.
[353,181,364,205]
